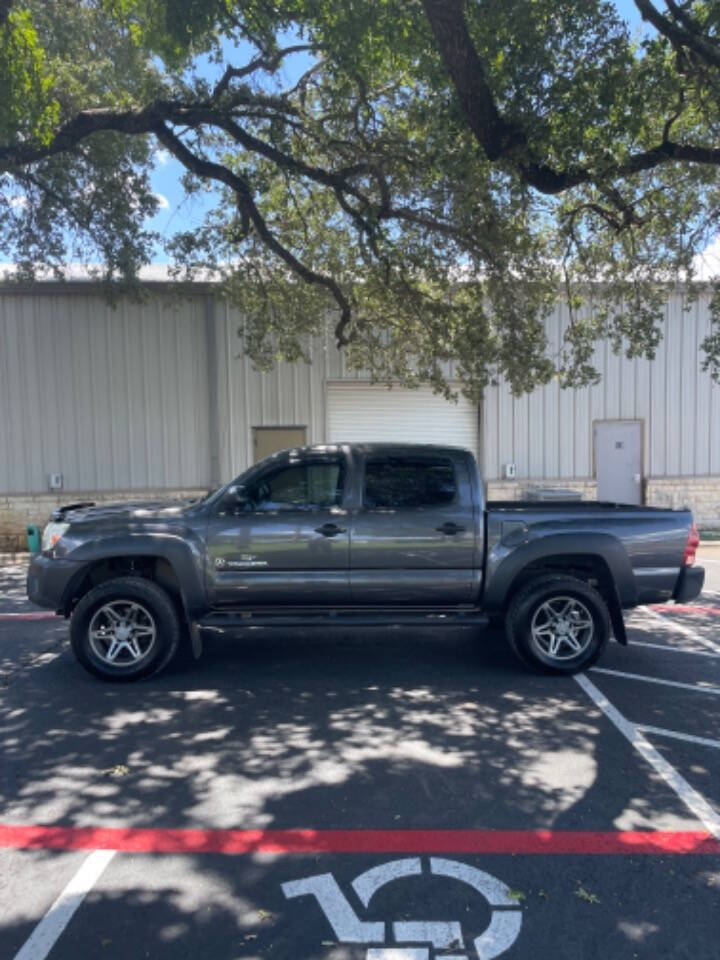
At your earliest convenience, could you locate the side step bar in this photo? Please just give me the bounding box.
[196,609,489,632]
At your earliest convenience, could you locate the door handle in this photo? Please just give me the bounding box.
[315,522,346,537]
[436,521,465,535]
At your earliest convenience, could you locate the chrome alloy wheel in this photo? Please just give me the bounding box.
[529,596,594,661]
[88,600,157,666]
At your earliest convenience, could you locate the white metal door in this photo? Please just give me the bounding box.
[326,383,479,455]
[594,421,643,504]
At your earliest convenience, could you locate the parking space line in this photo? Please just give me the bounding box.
[1,823,719,856]
[12,849,116,960]
[651,604,720,616]
[0,612,58,621]
[590,666,720,695]
[645,607,720,654]
[628,639,720,658]
[574,673,720,841]
[637,724,720,751]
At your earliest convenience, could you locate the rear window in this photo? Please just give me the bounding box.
[363,457,457,509]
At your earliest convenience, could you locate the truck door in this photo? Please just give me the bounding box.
[205,451,350,606]
[349,450,476,605]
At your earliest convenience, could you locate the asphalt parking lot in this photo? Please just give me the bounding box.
[1,548,719,960]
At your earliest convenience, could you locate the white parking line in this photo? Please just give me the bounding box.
[12,850,116,960]
[637,724,720,751]
[629,639,720,658]
[590,666,720,696]
[574,673,720,840]
[644,607,720,655]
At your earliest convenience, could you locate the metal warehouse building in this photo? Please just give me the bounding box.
[1,279,719,549]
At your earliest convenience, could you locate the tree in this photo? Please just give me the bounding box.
[1,0,720,397]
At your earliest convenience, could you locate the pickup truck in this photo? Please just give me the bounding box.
[27,442,704,681]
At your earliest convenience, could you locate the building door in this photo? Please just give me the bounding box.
[252,426,307,463]
[594,421,643,504]
[326,383,479,456]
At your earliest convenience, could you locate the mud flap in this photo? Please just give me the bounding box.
[189,622,203,659]
[607,586,627,645]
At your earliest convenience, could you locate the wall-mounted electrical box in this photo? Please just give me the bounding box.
[48,473,63,490]
[503,462,517,480]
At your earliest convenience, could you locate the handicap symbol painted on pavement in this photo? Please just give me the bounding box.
[282,857,523,959]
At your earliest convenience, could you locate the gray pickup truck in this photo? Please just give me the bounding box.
[27,442,704,680]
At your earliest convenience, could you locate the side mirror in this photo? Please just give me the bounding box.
[222,484,249,513]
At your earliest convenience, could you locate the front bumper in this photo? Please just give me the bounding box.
[26,554,84,612]
[672,565,705,603]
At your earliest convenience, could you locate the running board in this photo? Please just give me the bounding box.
[196,609,488,632]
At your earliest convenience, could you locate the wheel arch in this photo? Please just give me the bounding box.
[59,543,202,620]
[483,534,633,643]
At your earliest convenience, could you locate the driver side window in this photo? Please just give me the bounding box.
[246,460,345,512]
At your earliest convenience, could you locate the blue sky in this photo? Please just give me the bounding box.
[145,1,652,260]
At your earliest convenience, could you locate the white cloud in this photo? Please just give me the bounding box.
[155,148,170,166]
[153,192,170,209]
[9,195,27,210]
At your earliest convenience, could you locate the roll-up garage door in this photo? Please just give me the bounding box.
[326,383,479,455]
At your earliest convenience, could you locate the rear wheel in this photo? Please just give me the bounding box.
[505,575,609,674]
[70,577,181,681]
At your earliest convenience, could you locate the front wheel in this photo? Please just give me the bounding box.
[70,577,181,681]
[505,575,609,674]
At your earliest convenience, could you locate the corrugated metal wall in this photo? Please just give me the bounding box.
[482,292,720,480]
[214,301,464,477]
[0,290,211,493]
[2,286,718,493]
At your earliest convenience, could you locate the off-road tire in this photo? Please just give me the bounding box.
[505,574,610,675]
[70,576,181,681]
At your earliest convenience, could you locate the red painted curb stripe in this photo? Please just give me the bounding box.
[0,612,58,620]
[651,604,720,617]
[1,826,718,856]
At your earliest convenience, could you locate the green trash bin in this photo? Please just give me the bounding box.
[27,524,41,555]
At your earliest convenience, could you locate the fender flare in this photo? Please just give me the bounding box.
[483,532,634,643]
[59,533,206,624]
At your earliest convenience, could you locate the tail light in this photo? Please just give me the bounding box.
[683,522,700,566]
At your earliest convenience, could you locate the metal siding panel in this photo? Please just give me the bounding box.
[72,296,97,490]
[573,385,591,478]
[484,385,500,480]
[108,300,131,489]
[310,337,328,444]
[214,300,232,481]
[19,297,43,488]
[142,302,164,487]
[634,351,651,477]
[694,296,711,475]
[527,388,544,477]
[0,299,11,491]
[711,361,720,475]
[90,298,115,489]
[1,297,26,490]
[513,392,529,477]
[621,352,635,418]
[679,295,696,475]
[497,382,514,474]
[544,375,560,479]
[664,297,681,475]
[649,308,668,475]
[604,331,621,420]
